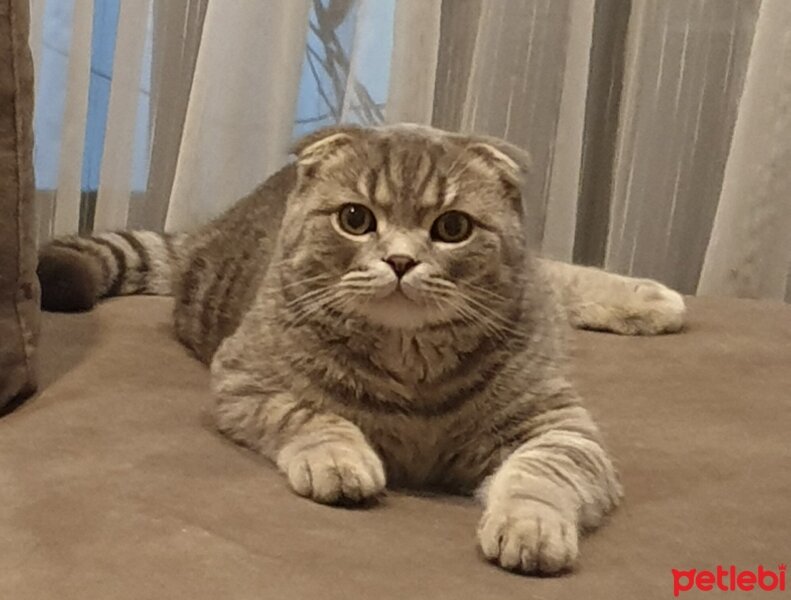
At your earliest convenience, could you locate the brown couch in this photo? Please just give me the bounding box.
[2,295,788,599]
[0,0,38,413]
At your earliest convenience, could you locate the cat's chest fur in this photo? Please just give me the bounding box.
[369,330,464,385]
[325,328,501,488]
[349,326,484,389]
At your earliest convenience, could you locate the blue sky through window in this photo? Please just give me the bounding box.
[81,0,120,193]
[293,0,394,138]
[34,0,393,193]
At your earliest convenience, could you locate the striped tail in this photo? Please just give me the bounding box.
[38,231,189,312]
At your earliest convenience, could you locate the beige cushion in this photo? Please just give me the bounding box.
[0,0,38,412]
[1,296,788,598]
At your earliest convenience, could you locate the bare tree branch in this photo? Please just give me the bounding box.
[304,0,385,127]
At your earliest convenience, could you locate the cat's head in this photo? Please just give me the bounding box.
[275,124,532,330]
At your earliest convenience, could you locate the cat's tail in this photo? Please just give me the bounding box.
[38,231,190,312]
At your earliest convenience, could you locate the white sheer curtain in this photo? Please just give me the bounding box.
[31,0,791,302]
[163,1,310,230]
[697,0,791,300]
[92,0,151,231]
[48,0,93,236]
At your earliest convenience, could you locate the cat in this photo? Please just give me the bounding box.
[38,124,685,575]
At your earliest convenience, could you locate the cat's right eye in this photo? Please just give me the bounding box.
[337,203,376,236]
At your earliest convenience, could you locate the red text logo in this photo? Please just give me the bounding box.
[672,565,786,596]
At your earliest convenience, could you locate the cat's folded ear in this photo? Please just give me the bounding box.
[291,125,365,168]
[454,134,532,187]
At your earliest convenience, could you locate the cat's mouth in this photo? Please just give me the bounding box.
[387,281,423,304]
[357,280,455,329]
[368,277,420,303]
[379,285,415,304]
[349,267,452,328]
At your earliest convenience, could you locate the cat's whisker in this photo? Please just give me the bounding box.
[280,273,334,288]
[458,291,520,328]
[284,294,329,319]
[330,293,361,317]
[274,273,335,294]
[425,276,457,290]
[286,284,376,329]
[338,283,381,293]
[285,284,339,308]
[340,271,376,282]
[463,301,516,331]
[285,293,342,330]
[425,293,462,325]
[462,282,510,303]
[446,301,505,341]
[421,283,456,296]
[435,293,483,324]
[445,294,520,342]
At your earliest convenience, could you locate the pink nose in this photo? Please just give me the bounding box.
[384,255,418,278]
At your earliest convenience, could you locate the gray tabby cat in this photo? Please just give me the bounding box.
[38,124,685,575]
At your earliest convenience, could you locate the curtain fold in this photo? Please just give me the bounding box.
[51,0,92,236]
[164,0,311,231]
[697,0,791,301]
[573,0,633,268]
[540,0,593,263]
[92,0,150,231]
[432,0,578,250]
[602,0,759,293]
[385,0,441,124]
[131,0,208,231]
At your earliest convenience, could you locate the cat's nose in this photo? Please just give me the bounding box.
[384,254,418,278]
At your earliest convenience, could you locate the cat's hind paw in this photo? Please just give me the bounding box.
[571,280,686,336]
[611,281,686,335]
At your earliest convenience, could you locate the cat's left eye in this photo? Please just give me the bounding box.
[431,211,473,243]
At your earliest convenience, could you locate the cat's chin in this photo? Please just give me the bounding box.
[358,291,446,330]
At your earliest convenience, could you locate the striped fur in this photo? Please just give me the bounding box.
[209,125,624,576]
[38,124,687,576]
[38,230,188,311]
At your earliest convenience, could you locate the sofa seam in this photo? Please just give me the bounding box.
[6,0,37,391]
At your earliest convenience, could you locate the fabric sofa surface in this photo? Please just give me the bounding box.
[1,296,788,599]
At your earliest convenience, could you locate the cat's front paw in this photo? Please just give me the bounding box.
[478,501,578,575]
[279,439,386,505]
